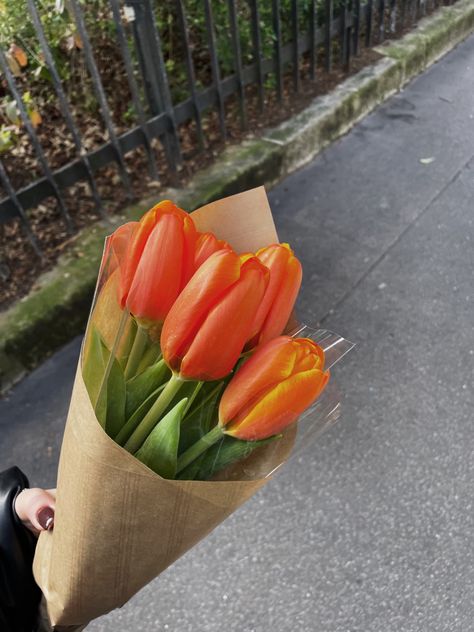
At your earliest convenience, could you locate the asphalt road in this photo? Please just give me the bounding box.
[1,34,473,632]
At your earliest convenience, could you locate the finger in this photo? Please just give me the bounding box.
[35,505,55,531]
[24,490,55,532]
[46,488,57,501]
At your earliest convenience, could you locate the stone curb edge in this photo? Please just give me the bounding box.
[1,0,473,392]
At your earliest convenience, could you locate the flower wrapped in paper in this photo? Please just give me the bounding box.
[33,187,353,627]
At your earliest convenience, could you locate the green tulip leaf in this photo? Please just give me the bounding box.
[82,325,126,434]
[82,326,108,410]
[179,381,224,453]
[116,383,166,446]
[105,355,126,439]
[125,359,170,420]
[177,434,281,481]
[95,382,108,429]
[135,398,188,479]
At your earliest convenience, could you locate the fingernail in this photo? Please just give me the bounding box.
[37,507,54,530]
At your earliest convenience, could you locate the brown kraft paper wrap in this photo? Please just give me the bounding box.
[33,188,296,626]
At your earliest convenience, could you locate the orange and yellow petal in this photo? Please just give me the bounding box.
[219,336,298,424]
[225,368,329,440]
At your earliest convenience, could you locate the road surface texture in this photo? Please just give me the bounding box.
[1,34,473,632]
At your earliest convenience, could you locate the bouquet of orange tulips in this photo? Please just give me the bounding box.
[33,187,353,627]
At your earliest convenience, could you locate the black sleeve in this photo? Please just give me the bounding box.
[0,467,41,632]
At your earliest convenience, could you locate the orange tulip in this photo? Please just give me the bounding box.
[176,335,329,474]
[247,243,302,348]
[161,250,269,381]
[125,205,197,326]
[119,200,195,308]
[219,335,329,440]
[99,221,137,281]
[193,232,231,271]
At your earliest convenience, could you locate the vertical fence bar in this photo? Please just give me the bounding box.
[291,0,300,92]
[340,0,352,72]
[345,0,353,69]
[203,0,227,140]
[365,0,373,46]
[325,0,333,72]
[272,0,283,102]
[69,0,132,196]
[0,47,73,231]
[400,0,407,29]
[378,0,386,42]
[0,160,42,256]
[175,0,205,150]
[109,0,160,180]
[309,0,317,80]
[228,0,247,129]
[389,0,397,32]
[126,0,178,170]
[249,0,265,112]
[27,0,105,218]
[340,0,349,68]
[353,0,361,55]
[144,1,183,166]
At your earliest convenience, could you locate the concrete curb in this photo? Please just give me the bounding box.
[1,0,473,392]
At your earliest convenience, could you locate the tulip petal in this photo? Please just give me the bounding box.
[295,338,325,371]
[258,253,302,345]
[249,244,292,341]
[100,221,137,282]
[181,217,198,287]
[225,369,329,440]
[161,250,241,372]
[219,336,297,425]
[126,214,184,323]
[194,232,231,271]
[119,200,189,306]
[219,336,326,425]
[179,258,268,380]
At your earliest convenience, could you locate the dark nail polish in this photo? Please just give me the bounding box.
[37,507,54,530]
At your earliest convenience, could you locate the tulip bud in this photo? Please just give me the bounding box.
[219,336,329,440]
[247,243,302,348]
[161,249,269,381]
[119,200,194,308]
[175,335,329,475]
[126,211,196,328]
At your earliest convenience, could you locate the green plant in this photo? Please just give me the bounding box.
[0,125,15,154]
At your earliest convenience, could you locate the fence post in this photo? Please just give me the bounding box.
[125,0,182,171]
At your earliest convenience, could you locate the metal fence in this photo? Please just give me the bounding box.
[0,0,450,256]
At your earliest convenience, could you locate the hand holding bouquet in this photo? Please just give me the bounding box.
[33,188,353,626]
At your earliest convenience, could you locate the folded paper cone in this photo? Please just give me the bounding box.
[34,364,294,624]
[33,187,296,626]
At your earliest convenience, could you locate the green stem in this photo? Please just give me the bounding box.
[124,373,184,453]
[124,325,149,380]
[183,382,223,420]
[183,381,204,416]
[176,424,223,473]
[135,344,161,375]
[118,316,137,369]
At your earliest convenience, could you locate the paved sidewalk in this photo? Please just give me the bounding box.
[1,34,473,632]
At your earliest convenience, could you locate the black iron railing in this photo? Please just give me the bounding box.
[0,0,449,256]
